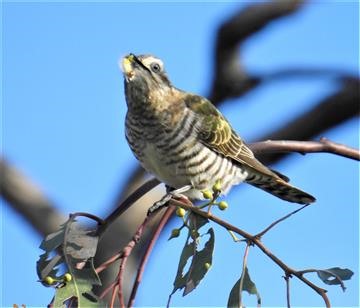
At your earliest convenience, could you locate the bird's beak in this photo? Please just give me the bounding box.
[121,54,136,79]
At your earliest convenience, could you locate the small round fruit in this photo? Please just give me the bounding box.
[44,276,55,285]
[204,262,211,270]
[218,201,228,211]
[212,181,222,192]
[176,207,186,217]
[202,190,213,200]
[63,273,72,282]
[171,228,180,238]
[191,229,200,239]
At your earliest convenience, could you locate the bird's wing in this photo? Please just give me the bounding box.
[184,94,279,178]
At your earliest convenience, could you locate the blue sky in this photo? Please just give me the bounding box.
[2,1,359,307]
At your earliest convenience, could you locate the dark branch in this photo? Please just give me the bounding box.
[0,159,65,236]
[98,177,160,237]
[210,0,304,103]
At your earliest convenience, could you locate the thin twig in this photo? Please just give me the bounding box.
[239,242,251,308]
[256,204,309,238]
[70,212,105,225]
[170,199,331,308]
[96,210,158,304]
[117,249,129,308]
[99,280,117,300]
[100,209,159,307]
[128,206,175,307]
[284,273,291,308]
[110,284,118,308]
[96,252,123,275]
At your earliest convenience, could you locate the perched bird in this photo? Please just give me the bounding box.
[121,53,315,204]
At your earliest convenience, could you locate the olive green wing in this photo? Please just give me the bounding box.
[184,94,277,178]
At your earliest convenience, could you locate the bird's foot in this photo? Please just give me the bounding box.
[147,185,192,216]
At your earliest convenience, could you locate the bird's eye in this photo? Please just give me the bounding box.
[150,62,161,73]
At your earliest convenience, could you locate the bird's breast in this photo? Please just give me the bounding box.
[126,110,248,199]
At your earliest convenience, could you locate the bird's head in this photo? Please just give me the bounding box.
[121,53,173,103]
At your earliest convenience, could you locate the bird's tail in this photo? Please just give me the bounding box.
[246,174,316,205]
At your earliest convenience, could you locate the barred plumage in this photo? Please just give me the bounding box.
[126,109,247,199]
[122,54,316,204]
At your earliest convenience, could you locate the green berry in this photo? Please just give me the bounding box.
[170,228,180,238]
[212,180,222,193]
[176,207,186,217]
[204,262,211,270]
[218,201,228,210]
[44,276,55,285]
[63,273,72,282]
[191,229,200,239]
[202,190,213,200]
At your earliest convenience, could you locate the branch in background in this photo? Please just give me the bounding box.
[99,177,160,235]
[0,159,65,236]
[210,0,304,103]
[255,78,360,165]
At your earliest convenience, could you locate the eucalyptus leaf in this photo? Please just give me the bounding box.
[188,212,209,231]
[171,241,196,295]
[228,266,261,308]
[183,228,215,295]
[37,215,101,306]
[316,267,354,291]
[168,217,215,306]
[53,278,100,307]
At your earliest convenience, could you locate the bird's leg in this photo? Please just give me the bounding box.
[147,185,192,216]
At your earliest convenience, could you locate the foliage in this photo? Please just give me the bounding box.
[36,181,354,308]
[37,215,102,307]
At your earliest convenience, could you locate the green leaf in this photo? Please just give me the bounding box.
[53,278,99,307]
[316,267,354,291]
[228,266,261,308]
[183,228,215,295]
[37,215,102,306]
[171,241,196,294]
[168,215,214,304]
[188,212,209,231]
[37,221,68,282]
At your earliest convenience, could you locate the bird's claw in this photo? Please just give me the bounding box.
[147,185,192,216]
[147,193,173,216]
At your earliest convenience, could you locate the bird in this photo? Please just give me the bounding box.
[121,53,315,205]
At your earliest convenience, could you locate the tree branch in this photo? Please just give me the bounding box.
[98,177,160,237]
[210,0,304,103]
[250,138,360,161]
[0,159,65,236]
